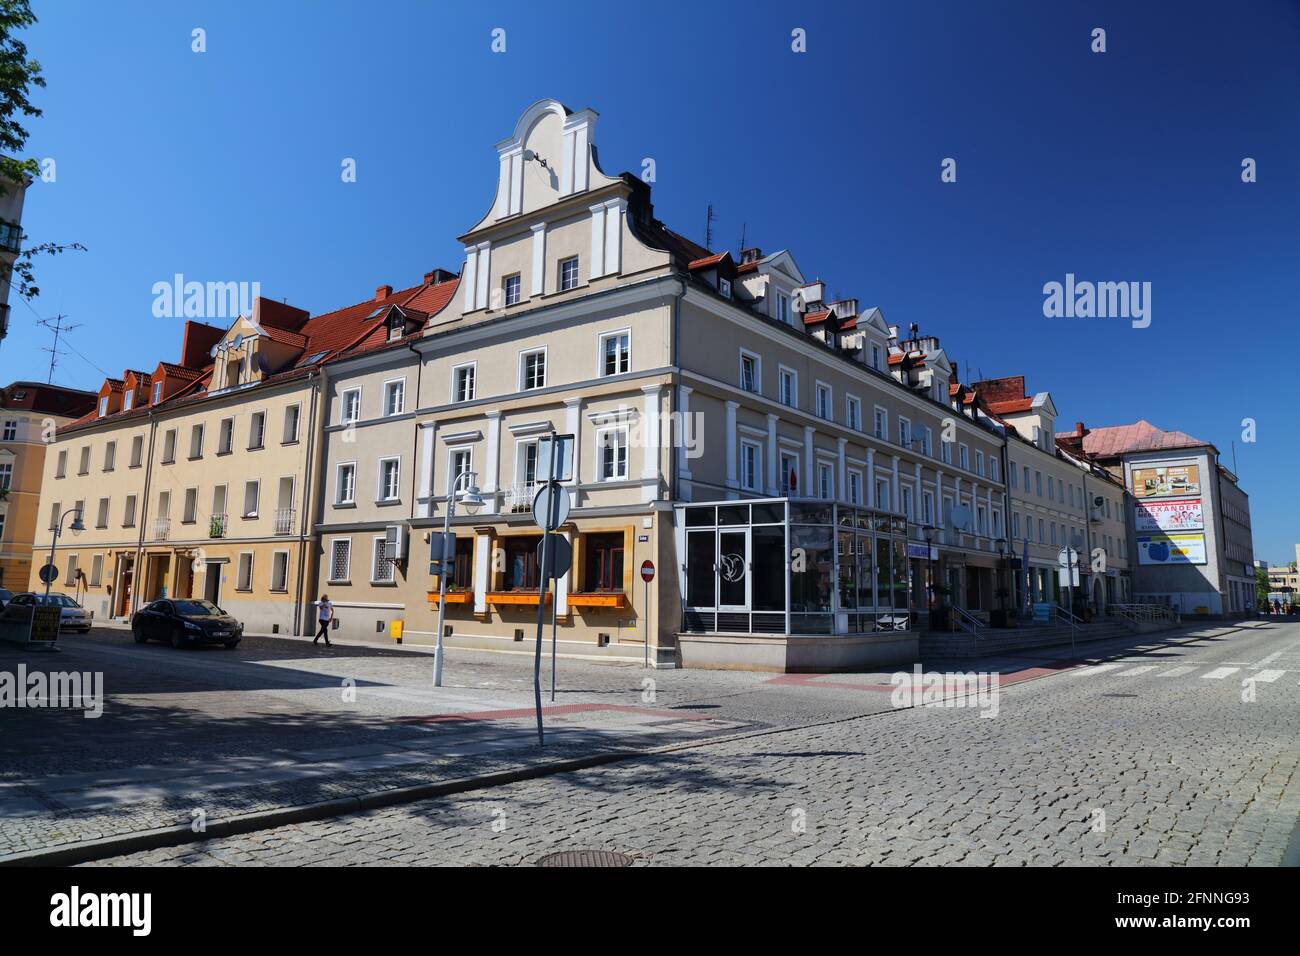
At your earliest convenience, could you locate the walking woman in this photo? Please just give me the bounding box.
[314,594,334,646]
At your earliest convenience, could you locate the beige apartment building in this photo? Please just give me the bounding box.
[973,376,1131,614]
[30,299,375,633]
[0,382,96,591]
[310,99,1013,670]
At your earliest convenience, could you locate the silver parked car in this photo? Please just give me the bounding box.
[1,592,93,633]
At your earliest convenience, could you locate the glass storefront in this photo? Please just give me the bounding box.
[678,498,911,635]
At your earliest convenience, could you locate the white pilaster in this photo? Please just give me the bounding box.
[589,204,607,280]
[677,386,694,482]
[474,241,490,310]
[603,199,625,276]
[765,413,779,496]
[837,438,847,503]
[641,385,662,502]
[725,401,739,493]
[473,531,490,614]
[530,223,546,297]
[509,148,524,217]
[803,426,814,496]
[462,246,478,311]
[892,456,901,514]
[565,397,583,507]
[417,421,437,518]
[484,411,501,515]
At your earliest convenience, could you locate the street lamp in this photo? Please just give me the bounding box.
[433,470,483,687]
[43,507,86,601]
[921,524,937,617]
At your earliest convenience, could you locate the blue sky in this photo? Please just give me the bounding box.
[4,0,1298,561]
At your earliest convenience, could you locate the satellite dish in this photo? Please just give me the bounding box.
[949,504,972,532]
[209,344,219,358]
[231,333,244,349]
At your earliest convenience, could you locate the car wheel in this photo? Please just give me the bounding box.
[132,626,148,644]
[223,640,240,649]
[170,628,187,649]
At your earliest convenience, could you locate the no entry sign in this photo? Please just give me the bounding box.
[640,560,655,583]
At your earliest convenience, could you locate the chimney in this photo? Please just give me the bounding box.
[829,298,858,319]
[423,268,456,285]
[375,284,393,302]
[739,247,763,264]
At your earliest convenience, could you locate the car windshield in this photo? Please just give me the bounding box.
[173,600,222,616]
[35,594,78,608]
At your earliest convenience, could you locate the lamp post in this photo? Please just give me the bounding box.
[43,507,86,601]
[994,536,1008,623]
[433,470,483,687]
[921,524,936,619]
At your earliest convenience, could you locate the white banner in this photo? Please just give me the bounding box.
[1134,497,1204,533]
[1136,533,1207,565]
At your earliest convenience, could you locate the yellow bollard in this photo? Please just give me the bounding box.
[390,618,404,644]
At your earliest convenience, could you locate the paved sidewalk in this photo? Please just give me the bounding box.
[0,617,1276,863]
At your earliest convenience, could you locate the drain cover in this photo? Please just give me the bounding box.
[536,850,632,868]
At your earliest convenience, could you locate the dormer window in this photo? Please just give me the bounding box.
[387,311,405,341]
[98,396,108,417]
[152,381,163,404]
[719,278,732,299]
[123,390,134,412]
[776,292,790,325]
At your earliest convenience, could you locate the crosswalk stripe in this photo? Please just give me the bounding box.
[1201,667,1240,680]
[1157,665,1196,677]
[1076,664,1122,676]
[1245,669,1285,684]
[1117,665,1157,676]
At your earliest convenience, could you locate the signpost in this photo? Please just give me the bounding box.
[38,563,58,586]
[531,432,574,746]
[640,559,655,668]
[1058,544,1080,652]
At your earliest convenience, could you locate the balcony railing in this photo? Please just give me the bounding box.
[209,513,227,538]
[152,517,171,541]
[502,481,541,514]
[273,507,295,535]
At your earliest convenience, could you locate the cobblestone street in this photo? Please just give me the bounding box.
[83,621,1300,867]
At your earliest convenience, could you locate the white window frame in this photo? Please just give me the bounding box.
[958,444,969,471]
[816,461,834,500]
[329,538,352,584]
[447,448,473,497]
[596,426,630,482]
[242,479,260,519]
[270,550,290,593]
[740,439,762,492]
[815,381,832,421]
[898,417,911,450]
[377,456,402,502]
[451,362,477,403]
[873,406,889,442]
[249,411,266,449]
[845,395,862,431]
[382,378,406,417]
[503,272,522,307]
[847,468,864,505]
[519,347,548,391]
[598,328,631,378]
[558,255,580,292]
[236,551,254,591]
[335,461,357,505]
[341,387,362,425]
[371,535,395,584]
[283,404,301,443]
[779,451,800,495]
[778,366,798,408]
[739,348,761,394]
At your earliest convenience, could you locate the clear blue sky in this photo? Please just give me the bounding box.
[4,0,1298,562]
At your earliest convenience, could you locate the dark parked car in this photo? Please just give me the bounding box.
[0,588,13,609]
[131,599,243,648]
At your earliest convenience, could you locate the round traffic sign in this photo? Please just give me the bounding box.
[640,560,655,583]
[38,563,59,585]
[532,483,570,530]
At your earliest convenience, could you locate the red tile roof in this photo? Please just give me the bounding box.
[260,325,309,349]
[986,397,1035,415]
[688,252,727,270]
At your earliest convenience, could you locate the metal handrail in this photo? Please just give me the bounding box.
[1109,603,1180,625]
[951,605,982,636]
[1054,603,1081,626]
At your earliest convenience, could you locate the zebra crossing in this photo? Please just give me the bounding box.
[1074,660,1300,683]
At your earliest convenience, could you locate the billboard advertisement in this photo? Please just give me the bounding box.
[1134,497,1204,533]
[1131,464,1201,499]
[1136,533,1207,565]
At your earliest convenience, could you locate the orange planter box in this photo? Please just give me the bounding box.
[427,590,473,605]
[567,592,627,608]
[486,591,553,606]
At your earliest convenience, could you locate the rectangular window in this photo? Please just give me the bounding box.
[817,462,833,500]
[899,418,911,450]
[78,446,90,474]
[958,445,969,470]
[848,470,863,505]
[270,551,289,592]
[243,480,260,518]
[383,380,405,416]
[776,293,791,325]
[98,396,108,417]
[283,404,300,443]
[598,428,628,481]
[371,537,394,583]
[816,383,832,420]
[874,407,888,441]
[161,430,176,464]
[189,423,204,459]
[183,488,198,523]
[96,497,109,528]
[336,463,356,505]
[779,368,797,408]
[450,448,473,495]
[216,418,232,454]
[718,277,732,298]
[236,552,253,591]
[103,441,116,471]
[329,539,351,583]
[378,458,401,501]
[923,491,935,524]
[90,554,104,587]
[123,391,133,412]
[780,453,799,495]
[156,491,170,519]
[559,256,579,291]
[1012,512,1021,539]
[152,381,162,405]
[583,533,625,592]
[739,351,759,393]
[453,364,476,403]
[503,536,541,590]
[923,428,933,457]
[341,388,361,424]
[1035,471,1043,496]
[504,273,521,306]
[875,480,891,512]
[0,462,10,491]
[520,350,546,390]
[56,450,67,478]
[123,495,137,527]
[1009,461,1018,489]
[249,412,265,449]
[846,397,861,431]
[902,485,914,521]
[600,331,630,376]
[975,450,984,477]
[741,441,761,491]
[990,457,1000,483]
[941,438,952,464]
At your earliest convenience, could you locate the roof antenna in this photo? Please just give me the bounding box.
[37,314,82,384]
[704,203,716,251]
[738,222,746,256]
